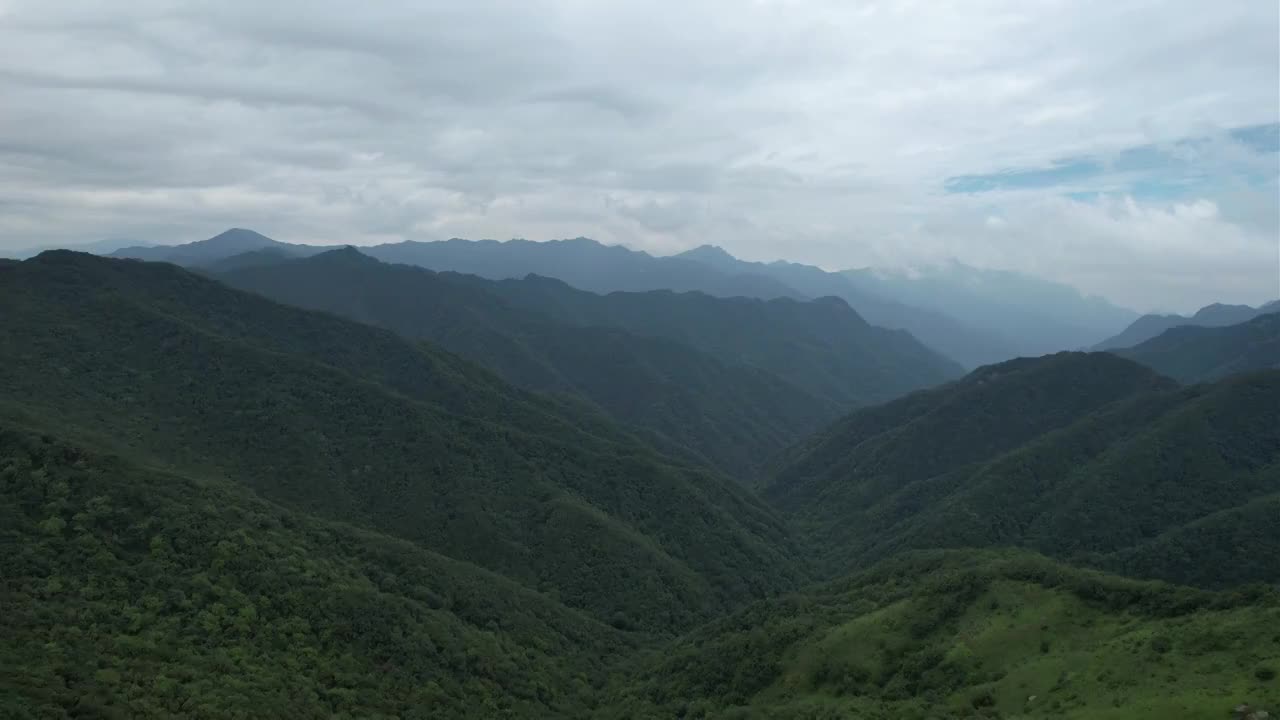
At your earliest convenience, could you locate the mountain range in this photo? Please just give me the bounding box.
[104,229,1148,367]
[210,246,960,481]
[4,234,1278,719]
[679,244,1136,364]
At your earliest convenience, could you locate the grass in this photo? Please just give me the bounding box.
[750,581,1279,718]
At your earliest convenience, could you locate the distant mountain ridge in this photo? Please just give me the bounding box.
[683,244,1140,357]
[1117,311,1280,383]
[96,228,1152,369]
[367,237,803,300]
[840,259,1138,355]
[103,229,969,415]
[676,245,1019,367]
[110,228,332,266]
[100,229,1005,367]
[4,236,152,259]
[1094,300,1280,350]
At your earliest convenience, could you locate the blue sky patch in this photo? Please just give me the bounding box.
[945,122,1279,200]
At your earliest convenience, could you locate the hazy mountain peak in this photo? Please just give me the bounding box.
[309,245,376,264]
[1191,302,1255,322]
[679,244,738,263]
[204,227,277,249]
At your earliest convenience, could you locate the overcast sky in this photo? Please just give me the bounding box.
[1,0,1277,312]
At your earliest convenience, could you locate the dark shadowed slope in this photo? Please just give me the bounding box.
[1093,301,1279,350]
[454,272,964,409]
[0,251,808,632]
[767,353,1280,588]
[214,247,835,482]
[1116,311,1280,383]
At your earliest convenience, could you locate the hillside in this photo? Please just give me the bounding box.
[767,353,1280,587]
[0,251,808,632]
[1094,301,1280,350]
[214,247,837,482]
[0,424,629,718]
[604,550,1280,719]
[452,272,963,409]
[1116,312,1280,383]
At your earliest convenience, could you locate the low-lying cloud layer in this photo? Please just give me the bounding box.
[1,0,1277,312]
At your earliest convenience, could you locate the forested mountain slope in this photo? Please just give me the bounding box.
[0,251,808,633]
[0,425,630,718]
[767,353,1280,587]
[215,248,838,482]
[1116,311,1280,383]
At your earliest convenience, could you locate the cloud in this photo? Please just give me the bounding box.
[0,0,1276,312]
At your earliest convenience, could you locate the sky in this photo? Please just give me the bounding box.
[0,0,1277,313]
